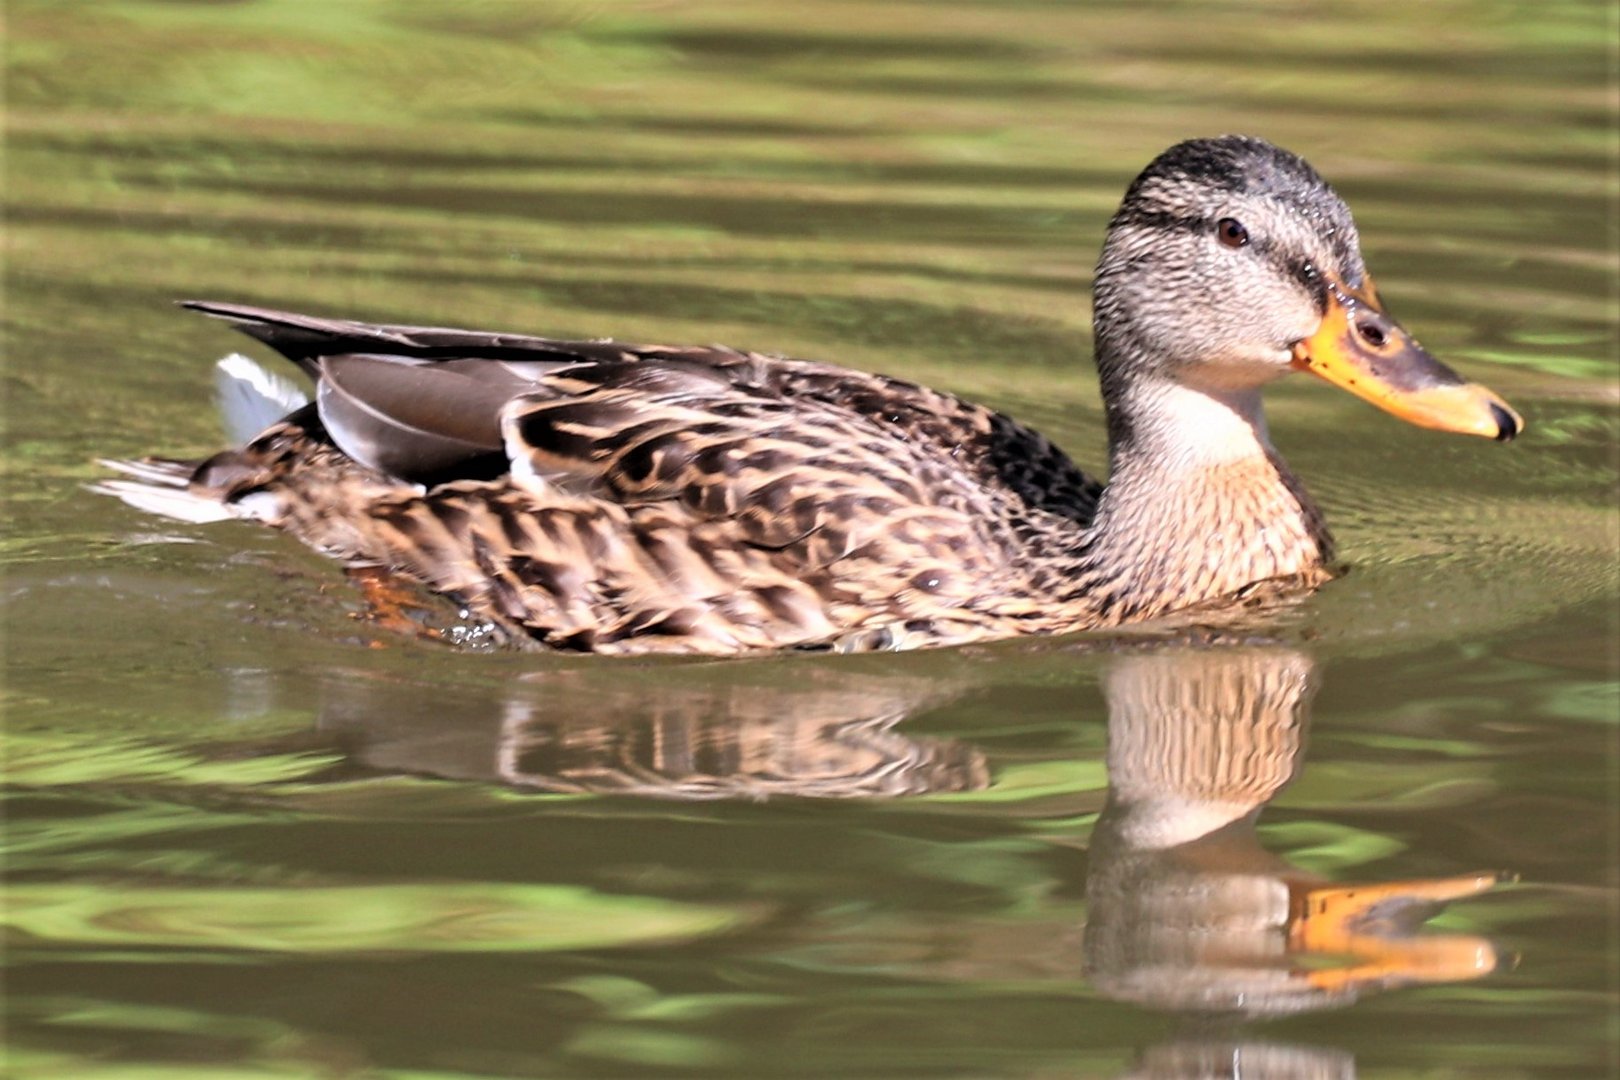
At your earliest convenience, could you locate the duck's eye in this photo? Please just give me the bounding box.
[1216,218,1249,248]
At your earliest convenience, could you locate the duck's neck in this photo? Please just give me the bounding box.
[1064,377,1334,622]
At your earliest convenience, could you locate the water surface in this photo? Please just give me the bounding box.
[5,1,1618,1076]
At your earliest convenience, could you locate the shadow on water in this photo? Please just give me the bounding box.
[301,642,1508,1077]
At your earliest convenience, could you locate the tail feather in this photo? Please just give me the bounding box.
[179,301,375,375]
[93,352,312,526]
[215,352,310,442]
[89,475,234,524]
[179,298,636,367]
[97,457,194,486]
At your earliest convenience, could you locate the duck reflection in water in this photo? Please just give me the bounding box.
[316,665,989,799]
[1085,645,1505,1079]
[1084,646,1503,1018]
[307,642,1505,1075]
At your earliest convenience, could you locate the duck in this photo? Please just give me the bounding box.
[98,136,1522,655]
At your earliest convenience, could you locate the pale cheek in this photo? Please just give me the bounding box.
[1210,316,1300,371]
[1279,309,1322,349]
[1227,284,1315,354]
[1271,285,1325,348]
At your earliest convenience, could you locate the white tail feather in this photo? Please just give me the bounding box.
[215,353,309,443]
[88,479,235,524]
[93,354,307,526]
[96,457,191,486]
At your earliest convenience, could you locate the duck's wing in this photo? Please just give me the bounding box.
[501,356,1105,539]
[184,300,1102,523]
[769,365,1104,526]
[184,300,744,487]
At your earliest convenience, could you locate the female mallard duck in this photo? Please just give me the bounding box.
[101,136,1521,654]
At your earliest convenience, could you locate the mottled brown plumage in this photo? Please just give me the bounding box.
[99,136,1520,654]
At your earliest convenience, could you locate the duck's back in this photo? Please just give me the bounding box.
[166,303,1105,653]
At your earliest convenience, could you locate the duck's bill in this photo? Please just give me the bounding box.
[1287,871,1509,993]
[1291,281,1522,442]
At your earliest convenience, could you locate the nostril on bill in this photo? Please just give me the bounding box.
[1356,321,1388,348]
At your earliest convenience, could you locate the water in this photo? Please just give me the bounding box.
[5,1,1617,1076]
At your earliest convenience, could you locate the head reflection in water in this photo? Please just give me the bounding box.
[1083,646,1504,1022]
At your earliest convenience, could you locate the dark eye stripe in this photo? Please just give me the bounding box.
[1113,205,1334,306]
[1114,206,1264,249]
[1293,260,1325,304]
[1109,206,1206,233]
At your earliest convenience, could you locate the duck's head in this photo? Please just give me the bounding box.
[1093,136,1521,443]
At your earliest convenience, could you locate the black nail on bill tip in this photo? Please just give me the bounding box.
[1489,402,1519,442]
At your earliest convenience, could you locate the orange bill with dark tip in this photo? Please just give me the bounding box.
[1291,278,1523,442]
[1286,871,1507,993]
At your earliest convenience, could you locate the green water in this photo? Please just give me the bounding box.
[5,1,1618,1076]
